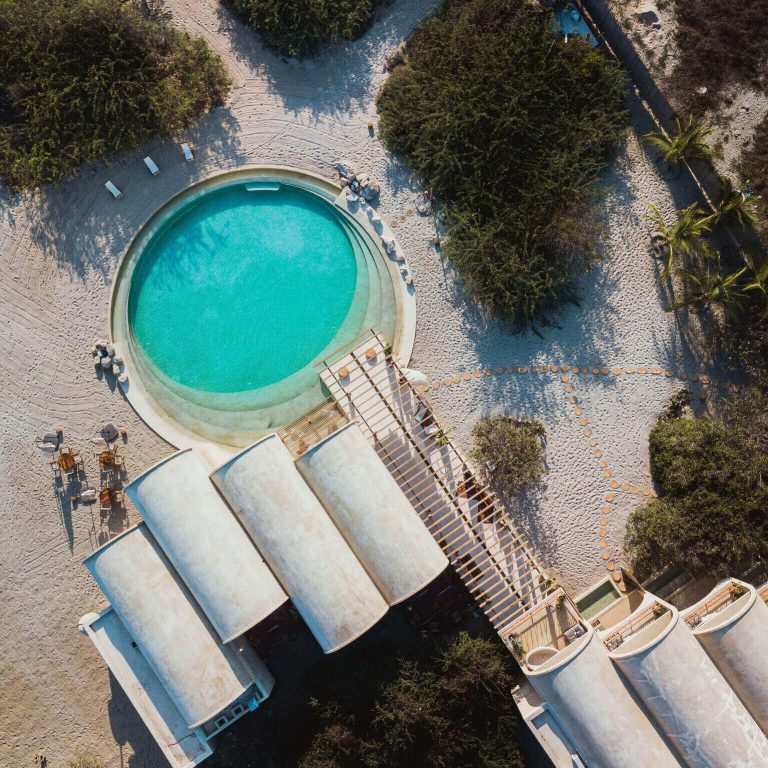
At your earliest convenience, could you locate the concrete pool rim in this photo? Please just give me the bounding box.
[109,165,415,457]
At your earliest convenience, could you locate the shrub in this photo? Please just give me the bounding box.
[0,0,230,190]
[739,116,768,240]
[376,0,628,326]
[471,416,547,497]
[299,633,524,768]
[625,412,768,579]
[229,0,378,58]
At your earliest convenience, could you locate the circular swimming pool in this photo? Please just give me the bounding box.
[111,169,400,447]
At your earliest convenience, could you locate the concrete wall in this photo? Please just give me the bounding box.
[527,628,682,768]
[690,582,768,734]
[126,449,288,642]
[211,435,388,653]
[611,608,768,766]
[296,423,447,605]
[84,524,255,728]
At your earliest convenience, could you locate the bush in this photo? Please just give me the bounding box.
[298,633,524,768]
[625,411,768,579]
[0,0,230,190]
[672,0,768,110]
[739,115,768,240]
[229,0,378,58]
[376,0,628,326]
[471,416,546,497]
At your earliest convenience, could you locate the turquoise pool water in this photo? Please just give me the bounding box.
[129,185,358,392]
[117,176,397,445]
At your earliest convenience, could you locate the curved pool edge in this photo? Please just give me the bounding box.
[108,165,415,453]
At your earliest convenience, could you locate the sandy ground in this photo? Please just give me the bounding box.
[0,1,728,766]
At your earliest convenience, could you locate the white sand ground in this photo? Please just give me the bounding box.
[0,1,728,766]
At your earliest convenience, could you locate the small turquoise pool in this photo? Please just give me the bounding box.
[113,173,398,445]
[129,185,358,392]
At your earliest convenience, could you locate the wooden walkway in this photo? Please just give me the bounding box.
[316,330,558,636]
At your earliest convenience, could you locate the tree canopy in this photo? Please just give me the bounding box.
[376,0,628,325]
[625,405,768,579]
[298,632,524,768]
[229,0,378,58]
[0,0,230,190]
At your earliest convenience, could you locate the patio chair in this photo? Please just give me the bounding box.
[143,156,160,176]
[57,449,81,479]
[180,143,194,161]
[104,181,123,199]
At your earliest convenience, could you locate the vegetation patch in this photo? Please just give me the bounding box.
[297,633,523,768]
[672,0,768,110]
[376,0,628,327]
[471,416,547,497]
[740,115,768,240]
[0,0,230,190]
[229,0,380,58]
[625,398,768,580]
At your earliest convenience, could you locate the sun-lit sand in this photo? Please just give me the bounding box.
[0,1,731,765]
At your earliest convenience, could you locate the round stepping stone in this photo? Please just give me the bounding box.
[613,368,622,376]
[599,460,608,469]
[600,517,609,526]
[630,485,640,494]
[547,364,556,373]
[579,418,589,426]
[530,366,538,373]
[518,367,528,373]
[474,370,482,378]
[605,493,615,502]
[665,370,675,377]
[572,366,580,373]
[599,528,607,537]
[592,367,600,375]
[399,215,407,222]
[642,488,650,497]
[574,408,584,416]
[599,540,608,548]
[390,220,398,226]
[621,482,629,491]
[496,367,504,374]
[601,368,610,375]
[679,373,687,380]
[569,396,578,404]
[584,428,593,437]
[453,375,461,384]
[607,561,615,571]
[604,470,612,479]
[625,367,635,374]
[444,377,453,386]
[589,438,598,447]
[609,480,618,489]
[652,367,662,375]
[691,373,699,382]
[612,571,622,582]
[433,381,441,390]
[594,449,603,458]
[565,385,574,393]
[601,551,611,560]
[463,372,471,381]
[420,385,430,393]
[602,507,611,515]
[561,374,569,383]
[638,367,647,374]
[701,375,711,385]
[561,364,569,372]
[484,369,492,376]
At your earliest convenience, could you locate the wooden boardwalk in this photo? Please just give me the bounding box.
[316,331,558,636]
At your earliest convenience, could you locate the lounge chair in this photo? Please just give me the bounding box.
[180,143,194,161]
[104,181,122,199]
[143,156,160,176]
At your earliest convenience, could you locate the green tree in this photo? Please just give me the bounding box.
[376,0,628,326]
[230,0,378,57]
[666,264,749,311]
[625,414,768,579]
[710,176,758,229]
[646,202,714,282]
[0,0,230,190]
[642,114,722,166]
[471,415,547,497]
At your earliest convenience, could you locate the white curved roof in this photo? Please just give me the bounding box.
[210,434,388,653]
[296,423,447,604]
[85,524,254,728]
[125,449,287,642]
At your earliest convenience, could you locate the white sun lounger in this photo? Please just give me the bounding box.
[143,156,160,176]
[180,143,194,161]
[104,181,122,199]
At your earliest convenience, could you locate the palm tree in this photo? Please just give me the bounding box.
[666,265,749,311]
[710,176,758,229]
[642,115,722,166]
[646,202,714,281]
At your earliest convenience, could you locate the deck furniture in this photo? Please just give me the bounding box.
[105,181,123,199]
[180,143,194,161]
[143,156,160,175]
[80,488,98,504]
